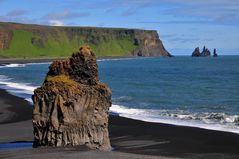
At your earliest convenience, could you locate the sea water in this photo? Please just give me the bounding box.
[0,56,239,133]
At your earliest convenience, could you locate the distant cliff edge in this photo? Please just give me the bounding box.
[0,22,171,58]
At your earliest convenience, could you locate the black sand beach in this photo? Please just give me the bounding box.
[1,89,239,159]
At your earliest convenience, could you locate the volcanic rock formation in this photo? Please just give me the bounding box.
[192,46,217,57]
[201,46,211,56]
[192,47,201,57]
[32,46,112,150]
[213,48,218,57]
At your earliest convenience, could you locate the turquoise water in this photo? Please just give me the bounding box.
[0,56,239,133]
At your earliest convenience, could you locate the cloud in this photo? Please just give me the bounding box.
[170,37,200,43]
[0,15,39,25]
[160,34,175,38]
[113,0,239,25]
[136,19,218,25]
[0,9,36,24]
[162,33,213,44]
[161,0,239,25]
[121,8,137,17]
[97,22,105,27]
[6,9,28,17]
[43,10,90,20]
[48,20,64,26]
[0,15,7,21]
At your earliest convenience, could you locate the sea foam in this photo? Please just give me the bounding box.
[0,64,26,68]
[110,104,239,134]
[0,74,38,102]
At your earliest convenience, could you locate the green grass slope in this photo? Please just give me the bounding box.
[0,22,170,58]
[0,29,136,58]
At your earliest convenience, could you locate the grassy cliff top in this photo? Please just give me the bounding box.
[0,22,169,58]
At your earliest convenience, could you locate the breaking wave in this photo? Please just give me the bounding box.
[0,62,51,68]
[1,62,239,134]
[110,104,239,134]
[0,75,37,102]
[0,64,26,68]
[1,74,239,134]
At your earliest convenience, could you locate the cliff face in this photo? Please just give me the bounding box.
[0,22,171,58]
[32,46,112,150]
[132,30,170,56]
[0,30,12,49]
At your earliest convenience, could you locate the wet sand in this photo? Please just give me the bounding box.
[0,89,239,159]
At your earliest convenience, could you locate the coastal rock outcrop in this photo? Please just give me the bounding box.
[32,46,112,150]
[192,46,217,57]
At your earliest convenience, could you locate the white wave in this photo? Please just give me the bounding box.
[110,104,145,115]
[110,104,239,134]
[25,62,51,65]
[0,74,38,103]
[0,62,51,69]
[0,81,37,95]
[97,58,130,62]
[0,75,11,81]
[25,98,33,104]
[0,63,26,68]
[97,57,146,62]
[1,73,239,134]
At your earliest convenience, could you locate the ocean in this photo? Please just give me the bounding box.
[0,56,239,133]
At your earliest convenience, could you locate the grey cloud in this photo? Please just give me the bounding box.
[136,19,215,25]
[0,15,7,21]
[97,22,105,27]
[121,8,137,17]
[162,0,239,25]
[160,34,175,38]
[170,37,199,43]
[0,16,39,25]
[115,0,239,25]
[43,10,90,20]
[162,33,213,44]
[6,9,28,17]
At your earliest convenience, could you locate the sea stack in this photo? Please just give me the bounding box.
[192,47,201,57]
[201,46,211,56]
[192,46,217,57]
[32,46,112,150]
[213,48,218,57]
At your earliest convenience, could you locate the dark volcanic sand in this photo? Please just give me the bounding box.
[0,89,239,159]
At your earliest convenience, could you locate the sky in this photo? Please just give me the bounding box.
[0,0,239,55]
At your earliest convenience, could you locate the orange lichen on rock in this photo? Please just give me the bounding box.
[47,46,99,85]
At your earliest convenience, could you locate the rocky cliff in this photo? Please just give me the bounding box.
[32,46,112,150]
[0,22,171,58]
